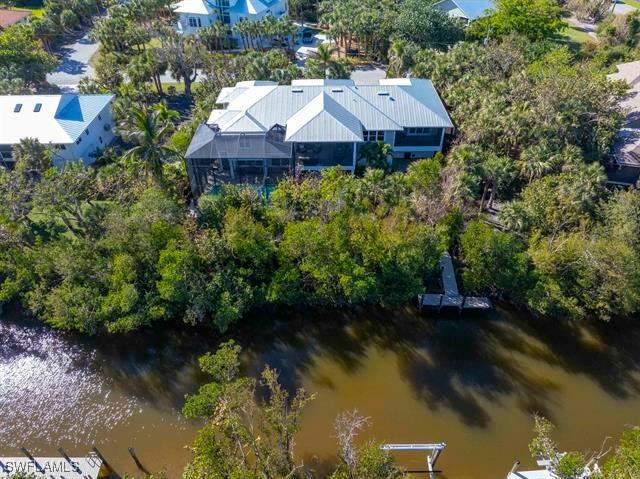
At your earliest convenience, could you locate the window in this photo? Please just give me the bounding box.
[60,145,66,150]
[14,104,22,113]
[188,17,201,27]
[406,127,435,136]
[34,103,42,112]
[98,114,102,121]
[363,130,384,142]
[99,136,103,144]
[76,137,82,145]
[239,135,251,149]
[85,129,90,136]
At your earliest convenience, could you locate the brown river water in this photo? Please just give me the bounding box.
[1,305,640,479]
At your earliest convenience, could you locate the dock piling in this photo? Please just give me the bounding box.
[92,446,117,477]
[128,447,150,474]
[58,447,82,474]
[20,447,45,474]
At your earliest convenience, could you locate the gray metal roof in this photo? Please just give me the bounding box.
[285,92,364,143]
[209,78,453,138]
[186,123,292,159]
[190,78,454,157]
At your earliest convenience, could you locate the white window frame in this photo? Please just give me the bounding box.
[363,130,385,142]
[406,127,435,136]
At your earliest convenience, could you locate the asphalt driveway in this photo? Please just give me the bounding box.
[47,34,99,90]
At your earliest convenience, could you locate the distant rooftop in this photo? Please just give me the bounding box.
[173,0,282,16]
[0,94,114,145]
[0,8,30,28]
[434,0,494,21]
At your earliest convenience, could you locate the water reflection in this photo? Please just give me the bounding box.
[1,305,640,478]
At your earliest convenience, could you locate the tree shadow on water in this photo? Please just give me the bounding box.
[236,305,640,430]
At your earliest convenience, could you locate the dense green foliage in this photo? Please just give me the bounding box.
[0,24,57,92]
[529,415,640,479]
[183,341,402,479]
[0,148,449,333]
[469,0,566,42]
[405,35,640,321]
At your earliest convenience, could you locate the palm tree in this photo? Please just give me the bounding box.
[388,39,409,78]
[118,103,179,183]
[312,43,337,78]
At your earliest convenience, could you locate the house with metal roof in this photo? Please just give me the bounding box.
[0,94,115,167]
[184,78,454,196]
[173,0,288,39]
[433,0,494,25]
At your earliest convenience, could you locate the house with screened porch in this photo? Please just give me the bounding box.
[184,78,454,197]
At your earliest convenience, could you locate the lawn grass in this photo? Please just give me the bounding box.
[561,25,593,44]
[162,81,202,94]
[623,0,640,9]
[0,0,45,16]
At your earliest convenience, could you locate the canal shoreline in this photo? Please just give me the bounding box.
[3,302,640,478]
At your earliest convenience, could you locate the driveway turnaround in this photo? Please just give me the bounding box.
[47,34,99,90]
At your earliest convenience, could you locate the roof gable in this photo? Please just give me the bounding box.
[207,78,453,139]
[435,0,493,20]
[173,0,213,15]
[0,94,113,145]
[285,92,363,143]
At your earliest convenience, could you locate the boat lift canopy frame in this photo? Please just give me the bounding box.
[381,443,446,476]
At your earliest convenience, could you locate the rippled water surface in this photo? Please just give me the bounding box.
[2,306,640,478]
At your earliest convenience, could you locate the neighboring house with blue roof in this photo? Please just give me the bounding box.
[434,0,494,25]
[184,78,454,196]
[0,94,115,167]
[173,0,288,40]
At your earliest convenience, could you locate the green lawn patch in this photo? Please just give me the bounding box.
[0,0,45,16]
[561,25,593,44]
[623,0,640,9]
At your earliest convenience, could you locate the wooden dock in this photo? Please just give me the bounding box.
[418,253,492,313]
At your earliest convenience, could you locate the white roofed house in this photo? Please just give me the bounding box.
[433,0,494,25]
[173,0,288,41]
[184,78,454,197]
[0,94,115,168]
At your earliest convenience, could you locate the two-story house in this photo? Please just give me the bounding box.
[0,94,115,167]
[184,78,454,197]
[174,0,288,39]
[433,0,494,25]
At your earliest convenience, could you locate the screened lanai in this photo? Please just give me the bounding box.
[185,123,293,196]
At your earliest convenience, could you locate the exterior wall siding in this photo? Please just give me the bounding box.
[53,104,115,166]
[177,0,288,40]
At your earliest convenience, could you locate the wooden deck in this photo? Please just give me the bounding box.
[418,253,492,313]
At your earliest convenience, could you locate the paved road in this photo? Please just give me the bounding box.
[350,66,386,84]
[47,34,99,90]
[613,1,637,15]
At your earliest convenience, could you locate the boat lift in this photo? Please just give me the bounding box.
[381,443,446,477]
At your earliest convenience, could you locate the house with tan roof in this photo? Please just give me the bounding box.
[0,9,30,29]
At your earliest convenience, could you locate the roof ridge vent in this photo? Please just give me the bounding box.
[292,88,304,93]
[331,87,343,92]
[377,91,390,96]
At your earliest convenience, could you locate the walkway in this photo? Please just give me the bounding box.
[418,253,491,312]
[607,61,640,173]
[47,33,99,90]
